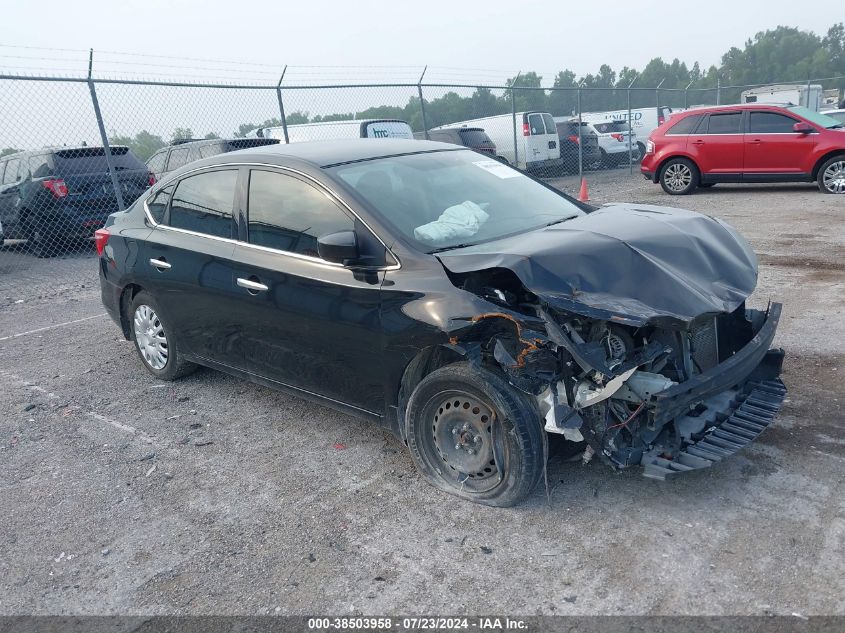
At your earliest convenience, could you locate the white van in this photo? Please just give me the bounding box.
[580,106,673,157]
[431,112,561,171]
[250,119,414,142]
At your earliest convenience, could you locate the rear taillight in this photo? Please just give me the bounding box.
[567,135,579,144]
[41,178,68,198]
[147,173,156,186]
[94,228,110,256]
[522,123,531,136]
[611,133,624,142]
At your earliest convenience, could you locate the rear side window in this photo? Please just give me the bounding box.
[528,113,545,135]
[666,114,703,135]
[199,143,223,159]
[146,184,174,223]
[2,158,20,184]
[247,169,354,258]
[146,151,166,173]
[169,170,237,238]
[704,113,742,134]
[748,112,798,134]
[52,147,145,174]
[166,148,191,171]
[458,129,493,147]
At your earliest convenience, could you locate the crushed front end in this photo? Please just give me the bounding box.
[446,292,785,479]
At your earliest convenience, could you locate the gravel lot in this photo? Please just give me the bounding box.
[1,169,843,616]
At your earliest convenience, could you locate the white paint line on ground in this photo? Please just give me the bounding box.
[87,412,156,445]
[1,369,157,446]
[0,313,108,342]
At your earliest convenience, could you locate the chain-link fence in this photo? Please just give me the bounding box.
[1,71,844,279]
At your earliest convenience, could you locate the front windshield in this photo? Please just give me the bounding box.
[787,106,844,129]
[328,150,585,252]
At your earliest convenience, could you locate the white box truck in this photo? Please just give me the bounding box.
[740,84,824,111]
[248,118,414,142]
[431,111,561,172]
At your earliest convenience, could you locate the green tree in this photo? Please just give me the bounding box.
[108,130,165,161]
[171,128,193,142]
[1,147,20,158]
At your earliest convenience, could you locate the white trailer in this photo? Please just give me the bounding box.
[740,84,824,111]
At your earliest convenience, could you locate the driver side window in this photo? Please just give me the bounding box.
[247,169,354,259]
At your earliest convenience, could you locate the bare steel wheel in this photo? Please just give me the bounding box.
[819,157,845,194]
[133,304,168,370]
[430,392,500,493]
[405,362,545,506]
[127,291,196,381]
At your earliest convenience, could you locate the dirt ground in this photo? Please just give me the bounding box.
[1,169,843,616]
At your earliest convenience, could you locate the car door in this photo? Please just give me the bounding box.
[524,113,548,166]
[687,111,744,180]
[744,110,817,176]
[138,168,247,369]
[228,167,386,415]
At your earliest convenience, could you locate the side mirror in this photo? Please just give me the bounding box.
[793,121,814,134]
[317,230,359,265]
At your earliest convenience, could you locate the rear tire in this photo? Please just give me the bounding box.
[405,362,545,507]
[128,291,197,381]
[817,154,845,194]
[659,158,699,195]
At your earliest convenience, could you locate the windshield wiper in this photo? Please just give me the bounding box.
[428,242,478,253]
[542,214,580,228]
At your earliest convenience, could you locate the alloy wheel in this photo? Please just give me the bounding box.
[663,163,692,192]
[133,304,169,370]
[822,161,845,194]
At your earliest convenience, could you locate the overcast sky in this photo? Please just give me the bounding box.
[0,0,837,84]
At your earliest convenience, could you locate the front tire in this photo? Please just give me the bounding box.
[405,362,545,507]
[128,291,196,381]
[817,155,845,194]
[660,158,699,195]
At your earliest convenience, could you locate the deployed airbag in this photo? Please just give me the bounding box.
[414,200,489,244]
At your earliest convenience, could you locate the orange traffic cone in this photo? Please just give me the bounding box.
[577,177,590,202]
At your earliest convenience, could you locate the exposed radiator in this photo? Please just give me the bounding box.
[690,317,719,372]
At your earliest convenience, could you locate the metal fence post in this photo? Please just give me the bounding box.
[418,66,429,139]
[627,79,635,175]
[806,76,812,108]
[511,71,520,168]
[576,82,583,178]
[276,66,290,144]
[86,49,126,211]
[684,80,692,109]
[716,77,721,105]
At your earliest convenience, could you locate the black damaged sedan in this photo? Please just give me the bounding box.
[98,139,785,506]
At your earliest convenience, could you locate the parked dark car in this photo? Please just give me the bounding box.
[146,137,280,181]
[555,120,601,173]
[414,127,497,157]
[0,146,151,256]
[98,139,785,506]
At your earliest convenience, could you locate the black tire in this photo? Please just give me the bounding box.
[599,148,610,169]
[405,362,545,507]
[128,291,197,381]
[659,157,699,195]
[816,154,845,194]
[636,142,646,162]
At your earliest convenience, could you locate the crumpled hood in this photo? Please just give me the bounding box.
[436,203,758,327]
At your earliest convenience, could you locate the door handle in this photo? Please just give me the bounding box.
[691,140,705,145]
[237,277,269,293]
[749,139,762,144]
[149,258,171,270]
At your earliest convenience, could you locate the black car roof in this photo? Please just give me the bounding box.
[225,138,460,168]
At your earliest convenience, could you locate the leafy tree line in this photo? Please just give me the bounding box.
[233,24,845,135]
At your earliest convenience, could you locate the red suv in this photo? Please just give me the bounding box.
[641,104,845,195]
